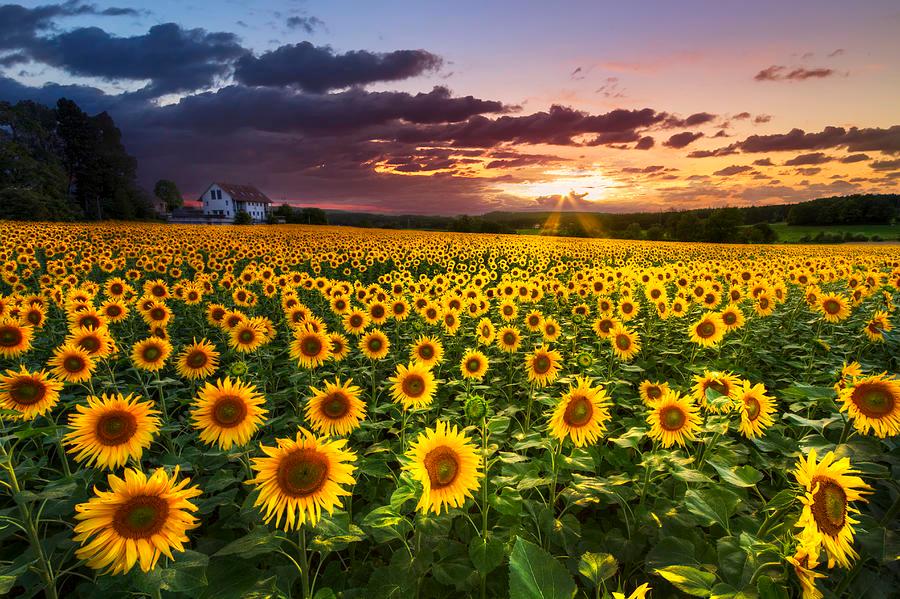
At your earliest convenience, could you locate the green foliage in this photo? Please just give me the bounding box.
[154,179,184,211]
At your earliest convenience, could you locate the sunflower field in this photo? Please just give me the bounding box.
[0,222,898,599]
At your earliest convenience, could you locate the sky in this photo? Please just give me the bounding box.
[1,0,898,214]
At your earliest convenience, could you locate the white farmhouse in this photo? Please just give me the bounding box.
[199,183,272,223]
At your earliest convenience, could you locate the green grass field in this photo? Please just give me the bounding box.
[768,222,900,242]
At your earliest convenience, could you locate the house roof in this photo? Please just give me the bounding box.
[206,182,272,204]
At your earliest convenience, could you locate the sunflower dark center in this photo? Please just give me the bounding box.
[96,410,138,445]
[563,395,593,427]
[708,381,727,395]
[371,306,385,319]
[110,283,123,295]
[142,346,162,362]
[186,350,208,368]
[424,447,459,489]
[367,338,383,352]
[277,449,329,497]
[598,320,613,333]
[106,306,122,317]
[533,355,551,375]
[323,393,349,418]
[64,356,86,372]
[659,405,686,431]
[402,374,426,398]
[301,337,323,357]
[698,322,716,338]
[615,334,631,350]
[0,326,23,346]
[851,383,894,418]
[811,477,846,536]
[79,336,101,352]
[80,316,100,329]
[239,330,255,343]
[10,379,46,405]
[759,298,770,309]
[466,358,482,373]
[349,315,362,327]
[744,396,761,420]
[723,312,737,325]
[150,308,166,320]
[647,386,662,399]
[26,311,41,325]
[502,332,516,345]
[823,300,840,314]
[212,396,248,427]
[114,495,169,539]
[419,344,434,359]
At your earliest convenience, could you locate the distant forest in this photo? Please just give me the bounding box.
[0,98,153,221]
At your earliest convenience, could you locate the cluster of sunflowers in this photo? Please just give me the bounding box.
[0,222,898,599]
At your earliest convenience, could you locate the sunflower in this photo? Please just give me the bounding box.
[64,393,161,469]
[73,467,201,575]
[541,317,561,341]
[0,317,32,358]
[496,326,522,353]
[863,310,891,342]
[405,421,482,514]
[360,329,390,360]
[460,349,489,380]
[341,309,369,336]
[410,335,444,368]
[838,373,900,438]
[328,333,350,362]
[476,317,496,345]
[691,370,741,412]
[0,367,62,420]
[290,330,332,368]
[736,381,777,438]
[818,293,850,323]
[229,321,267,353]
[592,315,618,339]
[524,310,544,332]
[646,390,702,448]
[612,584,652,599]
[100,299,129,322]
[610,324,641,361]
[306,377,366,436]
[68,308,105,332]
[389,362,437,410]
[787,544,826,599]
[525,345,562,387]
[69,325,117,359]
[131,337,172,372]
[549,376,612,447]
[639,380,669,406]
[249,429,356,530]
[794,450,871,568]
[49,343,96,383]
[689,312,726,347]
[191,377,268,450]
[175,338,220,380]
[719,304,745,331]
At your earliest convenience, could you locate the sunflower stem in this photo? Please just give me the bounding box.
[298,526,311,599]
[524,383,535,432]
[1,443,58,599]
[479,415,489,599]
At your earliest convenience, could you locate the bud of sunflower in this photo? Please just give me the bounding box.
[576,352,593,369]
[572,313,585,325]
[464,394,488,422]
[228,360,249,377]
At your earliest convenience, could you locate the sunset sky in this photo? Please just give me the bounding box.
[2,0,898,214]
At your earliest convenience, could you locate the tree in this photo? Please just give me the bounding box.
[623,222,644,239]
[234,210,253,225]
[154,179,183,211]
[645,224,666,241]
[703,208,743,242]
[300,207,328,225]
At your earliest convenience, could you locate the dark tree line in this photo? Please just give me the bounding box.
[1,98,153,221]
[272,204,328,225]
[785,194,897,226]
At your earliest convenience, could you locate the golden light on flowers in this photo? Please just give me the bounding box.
[787,544,826,599]
[719,304,745,331]
[863,310,891,342]
[175,338,220,380]
[410,335,444,367]
[0,367,62,420]
[646,390,702,448]
[64,393,161,469]
[290,329,332,368]
[525,345,562,387]
[610,324,640,361]
[249,429,356,530]
[73,467,201,575]
[497,326,522,353]
[638,380,669,405]
[838,373,900,438]
[191,377,268,450]
[49,342,96,383]
[689,312,726,347]
[360,328,390,360]
[0,317,32,358]
[328,332,350,361]
[306,377,366,436]
[229,321,266,353]
[131,336,172,372]
[389,361,437,410]
[549,376,612,447]
[405,421,482,514]
[460,349,489,380]
[735,381,776,438]
[69,325,116,359]
[818,293,850,323]
[794,450,871,568]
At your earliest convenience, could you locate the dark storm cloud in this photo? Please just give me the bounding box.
[0,1,136,50]
[233,42,443,92]
[0,74,131,114]
[693,126,900,157]
[754,65,837,81]
[22,23,246,96]
[840,153,870,163]
[753,158,774,166]
[663,131,703,149]
[286,16,325,33]
[634,136,655,150]
[664,112,716,128]
[783,152,832,165]
[870,158,900,171]
[713,165,753,176]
